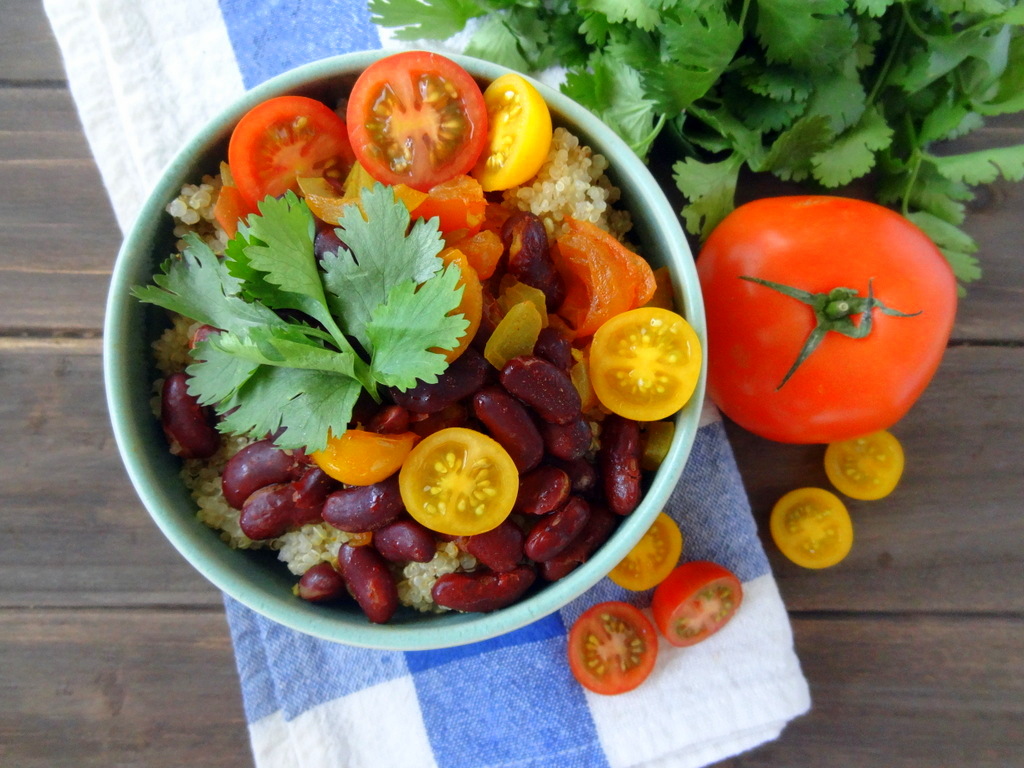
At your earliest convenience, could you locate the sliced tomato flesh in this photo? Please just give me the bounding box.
[568,601,658,695]
[651,561,743,647]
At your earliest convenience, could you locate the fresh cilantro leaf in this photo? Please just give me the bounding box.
[464,13,535,71]
[131,234,285,334]
[755,0,856,72]
[761,114,834,181]
[673,153,744,240]
[906,210,982,291]
[186,337,261,407]
[741,66,814,103]
[213,327,363,379]
[852,0,894,17]
[928,144,1024,185]
[367,264,469,390]
[577,0,664,31]
[368,0,490,40]
[811,106,894,187]
[321,184,446,347]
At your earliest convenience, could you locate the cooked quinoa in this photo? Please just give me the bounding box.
[155,127,631,613]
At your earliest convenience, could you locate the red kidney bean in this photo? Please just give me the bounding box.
[239,483,293,540]
[547,457,599,497]
[533,326,573,370]
[221,439,306,509]
[337,544,399,624]
[599,414,643,516]
[431,565,536,613]
[322,475,404,532]
[500,356,581,425]
[513,465,571,515]
[297,562,348,603]
[540,415,592,461]
[472,386,543,472]
[524,496,591,562]
[463,520,525,573]
[374,519,436,563]
[388,348,489,414]
[160,372,220,459]
[366,404,411,434]
[539,504,618,581]
[409,403,471,439]
[188,324,219,349]
[289,467,337,526]
[238,467,335,540]
[501,212,565,310]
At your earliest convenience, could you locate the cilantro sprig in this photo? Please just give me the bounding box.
[133,185,467,452]
[371,0,1024,291]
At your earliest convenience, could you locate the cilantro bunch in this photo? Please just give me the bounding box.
[133,186,467,452]
[372,0,1024,290]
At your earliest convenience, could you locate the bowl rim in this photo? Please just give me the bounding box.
[103,49,707,650]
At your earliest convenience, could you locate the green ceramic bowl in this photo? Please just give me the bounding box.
[104,50,706,650]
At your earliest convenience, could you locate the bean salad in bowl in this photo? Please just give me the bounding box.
[105,50,707,650]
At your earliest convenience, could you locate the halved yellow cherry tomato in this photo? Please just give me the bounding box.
[770,487,854,569]
[824,429,905,500]
[608,512,684,591]
[398,427,519,536]
[472,73,552,192]
[312,429,418,486]
[589,307,702,421]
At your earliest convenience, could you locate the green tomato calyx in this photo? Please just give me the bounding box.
[739,276,922,390]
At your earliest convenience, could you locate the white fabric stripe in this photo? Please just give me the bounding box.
[42,0,244,233]
[588,574,811,768]
[248,675,439,768]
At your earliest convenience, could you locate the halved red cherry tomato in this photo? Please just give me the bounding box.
[770,487,853,568]
[311,429,417,486]
[472,73,552,192]
[590,307,702,421]
[824,429,905,500]
[228,95,355,209]
[346,51,488,192]
[398,427,518,536]
[651,561,743,647]
[567,601,658,695]
[608,512,683,591]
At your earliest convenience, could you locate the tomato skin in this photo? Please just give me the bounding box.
[770,487,853,569]
[651,561,743,647]
[311,429,417,486]
[697,196,958,444]
[346,51,488,192]
[567,602,658,695]
[228,95,354,209]
[608,512,684,591]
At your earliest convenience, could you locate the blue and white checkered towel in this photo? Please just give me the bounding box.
[45,1,810,766]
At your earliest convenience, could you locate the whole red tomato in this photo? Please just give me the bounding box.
[696,196,957,444]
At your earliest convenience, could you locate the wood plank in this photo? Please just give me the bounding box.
[0,609,250,768]
[727,345,1024,614]
[0,339,222,607]
[719,615,1024,768]
[0,0,67,82]
[2,340,1021,614]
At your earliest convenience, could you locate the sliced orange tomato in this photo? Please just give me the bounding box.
[398,427,519,536]
[608,512,684,591]
[589,307,702,421]
[213,183,252,238]
[228,95,354,209]
[651,561,743,647]
[568,602,658,695]
[311,429,417,486]
[436,247,482,363]
[298,169,428,225]
[824,430,905,501]
[412,175,488,236]
[472,73,552,192]
[770,487,854,569]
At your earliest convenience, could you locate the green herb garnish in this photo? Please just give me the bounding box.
[371,0,1024,291]
[133,185,467,452]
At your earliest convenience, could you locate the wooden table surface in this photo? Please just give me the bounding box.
[3,3,1022,766]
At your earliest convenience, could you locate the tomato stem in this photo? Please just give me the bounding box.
[739,276,922,390]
